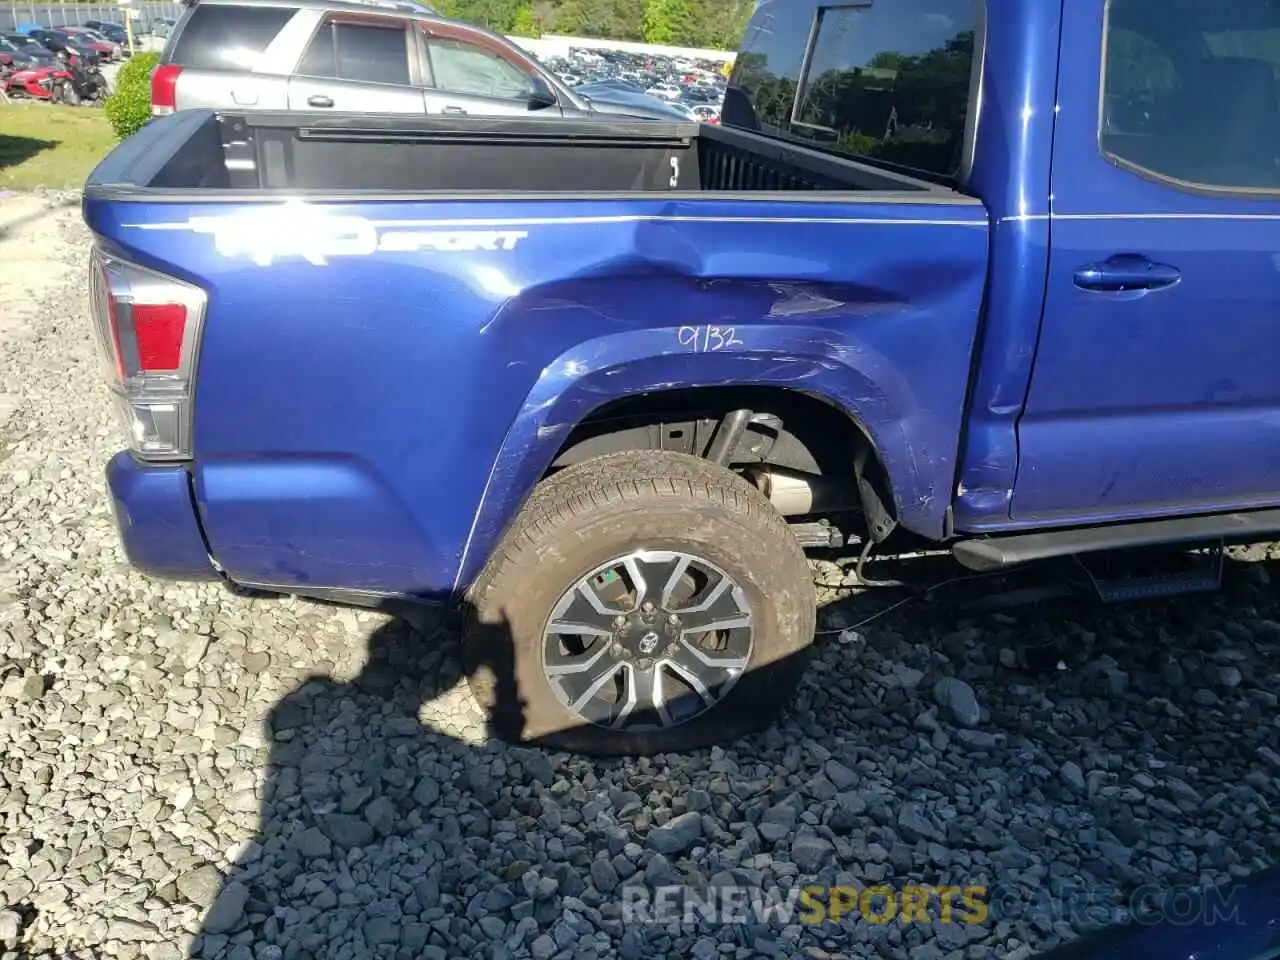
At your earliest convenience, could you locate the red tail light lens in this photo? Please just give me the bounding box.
[151,63,180,115]
[89,248,206,460]
[132,303,187,371]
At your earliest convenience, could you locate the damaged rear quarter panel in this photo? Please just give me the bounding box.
[93,195,988,596]
[455,196,990,592]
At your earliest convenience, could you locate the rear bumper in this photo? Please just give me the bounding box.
[106,451,220,581]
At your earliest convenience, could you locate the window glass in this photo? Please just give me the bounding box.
[725,0,979,179]
[168,4,296,71]
[336,23,409,85]
[426,37,536,100]
[298,23,335,76]
[1101,0,1280,190]
[298,22,409,84]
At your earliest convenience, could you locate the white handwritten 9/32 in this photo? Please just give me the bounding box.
[676,326,745,352]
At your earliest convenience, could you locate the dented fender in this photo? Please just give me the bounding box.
[456,309,984,591]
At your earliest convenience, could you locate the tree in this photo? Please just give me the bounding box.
[587,0,643,40]
[510,2,539,36]
[643,0,695,46]
[687,0,751,49]
[432,0,749,47]
[431,0,466,18]
[551,0,589,35]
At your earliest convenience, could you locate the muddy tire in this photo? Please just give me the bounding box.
[463,450,816,756]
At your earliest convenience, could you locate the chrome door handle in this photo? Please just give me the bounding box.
[442,105,467,114]
[307,95,333,108]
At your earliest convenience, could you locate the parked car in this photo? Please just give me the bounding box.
[83,21,131,48]
[60,26,122,61]
[571,80,696,120]
[647,83,683,100]
[0,35,38,69]
[83,0,1280,755]
[152,0,691,121]
[2,33,54,66]
[26,29,100,67]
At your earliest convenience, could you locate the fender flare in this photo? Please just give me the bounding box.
[452,326,952,592]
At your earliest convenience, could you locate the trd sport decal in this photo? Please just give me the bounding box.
[129,203,528,266]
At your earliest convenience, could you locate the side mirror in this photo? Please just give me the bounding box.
[528,76,558,111]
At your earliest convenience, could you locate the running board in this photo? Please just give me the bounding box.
[952,507,1280,572]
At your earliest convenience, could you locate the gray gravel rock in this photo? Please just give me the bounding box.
[201,881,249,935]
[177,864,223,905]
[933,676,983,727]
[0,910,20,948]
[646,811,703,854]
[0,196,1278,960]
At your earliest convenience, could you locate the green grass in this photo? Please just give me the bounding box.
[0,104,117,191]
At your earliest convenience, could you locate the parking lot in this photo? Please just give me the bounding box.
[0,193,1277,958]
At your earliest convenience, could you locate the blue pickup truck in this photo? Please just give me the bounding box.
[83,0,1280,755]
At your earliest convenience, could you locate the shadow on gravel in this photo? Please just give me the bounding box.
[177,547,1280,960]
[185,599,812,960]
[187,600,525,960]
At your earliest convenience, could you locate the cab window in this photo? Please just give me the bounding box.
[725,0,981,180]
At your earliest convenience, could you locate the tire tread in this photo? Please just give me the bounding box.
[463,451,816,754]
[470,451,807,611]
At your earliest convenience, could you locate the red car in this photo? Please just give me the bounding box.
[59,26,119,60]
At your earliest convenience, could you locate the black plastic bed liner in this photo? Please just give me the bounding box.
[96,109,967,197]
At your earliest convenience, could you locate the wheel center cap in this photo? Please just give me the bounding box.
[637,631,660,655]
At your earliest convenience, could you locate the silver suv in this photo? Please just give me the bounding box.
[152,0,687,120]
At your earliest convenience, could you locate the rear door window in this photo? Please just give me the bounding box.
[298,21,410,85]
[168,4,296,71]
[1101,0,1280,191]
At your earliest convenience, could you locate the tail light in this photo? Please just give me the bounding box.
[151,63,180,115]
[89,248,206,460]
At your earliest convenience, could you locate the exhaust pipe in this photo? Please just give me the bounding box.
[742,467,841,516]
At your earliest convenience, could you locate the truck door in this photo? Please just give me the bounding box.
[418,23,564,118]
[1014,0,1280,523]
[286,16,425,114]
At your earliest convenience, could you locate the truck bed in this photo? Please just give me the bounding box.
[88,109,957,196]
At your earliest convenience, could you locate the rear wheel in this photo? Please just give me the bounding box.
[463,451,816,755]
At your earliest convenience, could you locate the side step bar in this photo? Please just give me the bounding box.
[952,506,1280,572]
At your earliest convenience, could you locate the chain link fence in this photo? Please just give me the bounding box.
[1,2,182,34]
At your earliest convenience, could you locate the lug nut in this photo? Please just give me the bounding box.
[667,613,679,624]
[641,601,656,614]
[613,615,627,628]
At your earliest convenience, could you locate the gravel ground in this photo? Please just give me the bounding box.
[1,193,1278,960]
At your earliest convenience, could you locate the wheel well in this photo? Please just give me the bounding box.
[544,387,895,529]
